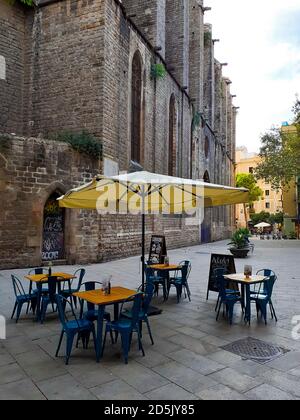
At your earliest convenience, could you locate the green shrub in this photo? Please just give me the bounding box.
[151,63,167,80]
[289,231,297,240]
[228,229,249,249]
[53,131,102,160]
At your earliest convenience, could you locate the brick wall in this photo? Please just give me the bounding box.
[122,0,166,58]
[0,1,26,135]
[165,0,189,88]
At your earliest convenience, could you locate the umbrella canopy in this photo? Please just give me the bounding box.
[254,222,271,228]
[58,171,249,211]
[58,171,249,289]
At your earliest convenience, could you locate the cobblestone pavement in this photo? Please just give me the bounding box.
[1,239,300,400]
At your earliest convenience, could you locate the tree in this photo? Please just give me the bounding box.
[250,211,284,226]
[255,98,300,190]
[250,211,270,226]
[236,173,263,225]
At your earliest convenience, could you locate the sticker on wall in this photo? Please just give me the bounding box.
[0,56,6,80]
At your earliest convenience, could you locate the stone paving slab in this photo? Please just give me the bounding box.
[1,239,300,400]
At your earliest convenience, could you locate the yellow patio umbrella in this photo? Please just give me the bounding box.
[58,171,249,288]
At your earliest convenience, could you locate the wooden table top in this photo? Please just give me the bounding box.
[150,264,181,271]
[224,274,267,285]
[25,273,76,283]
[73,286,138,306]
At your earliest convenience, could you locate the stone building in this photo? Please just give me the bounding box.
[0,0,237,269]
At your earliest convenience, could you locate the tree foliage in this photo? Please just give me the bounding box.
[250,211,284,226]
[255,98,300,190]
[236,173,263,204]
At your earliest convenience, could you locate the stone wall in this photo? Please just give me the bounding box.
[0,1,26,135]
[0,0,238,268]
[0,135,101,269]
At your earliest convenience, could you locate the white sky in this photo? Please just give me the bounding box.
[205,0,300,152]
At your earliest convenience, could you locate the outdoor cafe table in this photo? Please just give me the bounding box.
[73,286,138,362]
[149,264,182,301]
[224,274,268,324]
[25,272,76,321]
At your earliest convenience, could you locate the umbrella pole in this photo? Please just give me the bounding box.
[142,213,145,291]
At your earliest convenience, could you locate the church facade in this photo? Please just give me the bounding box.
[0,0,237,269]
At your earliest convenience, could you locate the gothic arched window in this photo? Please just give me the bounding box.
[131,51,143,163]
[168,94,177,176]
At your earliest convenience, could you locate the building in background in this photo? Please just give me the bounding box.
[281,124,300,238]
[235,147,283,228]
[0,0,237,268]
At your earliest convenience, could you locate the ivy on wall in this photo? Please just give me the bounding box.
[6,0,34,7]
[52,131,103,160]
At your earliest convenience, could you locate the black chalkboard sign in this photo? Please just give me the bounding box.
[149,235,167,264]
[206,254,236,300]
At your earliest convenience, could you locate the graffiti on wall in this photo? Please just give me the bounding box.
[42,195,64,261]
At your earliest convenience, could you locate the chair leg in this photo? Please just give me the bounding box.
[65,333,75,365]
[120,332,130,364]
[136,329,145,357]
[216,301,222,321]
[145,318,154,345]
[11,302,17,320]
[101,328,108,358]
[215,295,220,312]
[16,302,23,323]
[271,303,278,322]
[185,283,192,302]
[56,330,64,357]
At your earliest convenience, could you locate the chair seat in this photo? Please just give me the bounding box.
[121,309,145,320]
[224,294,241,302]
[17,294,37,302]
[84,310,111,322]
[65,319,93,331]
[108,320,133,330]
[251,294,268,301]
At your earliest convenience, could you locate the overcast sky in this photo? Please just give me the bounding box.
[205,0,300,152]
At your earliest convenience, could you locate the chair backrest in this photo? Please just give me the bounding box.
[80,281,103,312]
[142,282,155,315]
[214,269,227,299]
[127,293,143,328]
[262,275,276,302]
[179,261,191,281]
[256,269,277,294]
[28,268,47,275]
[56,294,78,330]
[46,276,60,303]
[145,267,155,283]
[71,268,86,292]
[11,275,26,297]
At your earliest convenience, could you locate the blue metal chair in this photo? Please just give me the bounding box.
[250,274,277,324]
[215,269,243,325]
[27,267,49,313]
[62,268,86,308]
[168,261,192,303]
[40,276,64,324]
[146,262,168,301]
[254,269,278,322]
[214,268,241,312]
[11,275,37,323]
[102,293,144,364]
[120,281,155,345]
[78,281,112,322]
[55,294,98,365]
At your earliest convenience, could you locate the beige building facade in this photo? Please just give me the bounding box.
[235,147,283,228]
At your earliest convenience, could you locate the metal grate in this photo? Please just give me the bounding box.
[222,337,289,364]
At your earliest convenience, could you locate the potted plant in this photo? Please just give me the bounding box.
[228,229,251,258]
